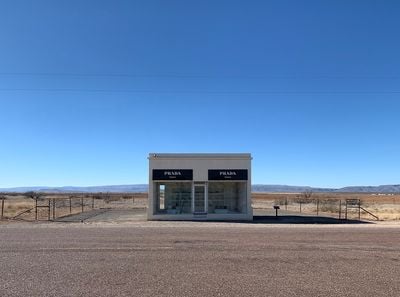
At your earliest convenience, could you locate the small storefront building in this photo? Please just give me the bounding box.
[148,153,252,221]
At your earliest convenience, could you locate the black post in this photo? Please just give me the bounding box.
[358,200,361,220]
[35,197,38,220]
[52,199,55,220]
[316,199,319,216]
[81,197,84,213]
[285,197,288,211]
[69,197,72,214]
[273,205,280,217]
[92,196,94,209]
[1,197,4,220]
[48,199,51,221]
[345,201,348,220]
[339,200,342,219]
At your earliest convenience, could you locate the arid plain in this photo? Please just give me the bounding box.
[1,192,399,221]
[1,192,399,297]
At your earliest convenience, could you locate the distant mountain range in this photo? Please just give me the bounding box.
[1,184,400,193]
[252,184,400,193]
[0,185,148,193]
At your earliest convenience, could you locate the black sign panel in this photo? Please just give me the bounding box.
[208,169,248,181]
[152,169,193,180]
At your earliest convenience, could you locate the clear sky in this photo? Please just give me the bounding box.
[1,1,400,188]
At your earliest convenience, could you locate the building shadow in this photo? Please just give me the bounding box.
[251,215,372,224]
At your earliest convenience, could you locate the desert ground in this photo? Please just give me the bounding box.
[0,193,147,221]
[0,221,399,297]
[252,192,400,221]
[1,193,400,296]
[1,192,399,221]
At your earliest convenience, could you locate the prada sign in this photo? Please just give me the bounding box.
[208,169,248,181]
[152,169,193,180]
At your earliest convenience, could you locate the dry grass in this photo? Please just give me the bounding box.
[252,193,400,220]
[1,193,148,221]
[2,192,400,221]
[3,198,35,218]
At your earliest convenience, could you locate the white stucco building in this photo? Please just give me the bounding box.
[148,153,253,221]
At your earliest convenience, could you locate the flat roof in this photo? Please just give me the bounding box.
[148,153,252,160]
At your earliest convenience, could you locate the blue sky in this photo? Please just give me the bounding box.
[1,1,400,188]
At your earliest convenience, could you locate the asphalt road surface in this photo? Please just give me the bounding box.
[0,222,399,297]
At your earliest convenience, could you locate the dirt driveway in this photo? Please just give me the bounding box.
[55,208,374,224]
[56,208,146,223]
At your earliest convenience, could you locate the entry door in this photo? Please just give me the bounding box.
[194,184,206,213]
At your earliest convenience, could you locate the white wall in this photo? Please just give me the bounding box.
[148,154,252,221]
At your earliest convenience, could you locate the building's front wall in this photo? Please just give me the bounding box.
[148,153,253,221]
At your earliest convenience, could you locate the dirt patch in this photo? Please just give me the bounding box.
[252,192,400,221]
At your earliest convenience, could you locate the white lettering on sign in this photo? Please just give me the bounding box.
[164,171,182,176]
[219,171,237,176]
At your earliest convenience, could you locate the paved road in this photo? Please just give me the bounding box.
[0,222,399,297]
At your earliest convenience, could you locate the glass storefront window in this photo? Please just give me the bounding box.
[154,182,192,214]
[208,182,246,214]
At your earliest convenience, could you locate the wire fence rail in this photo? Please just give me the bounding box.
[251,194,396,221]
[1,192,398,222]
[0,192,147,222]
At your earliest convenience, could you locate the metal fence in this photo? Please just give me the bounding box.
[253,196,381,221]
[0,193,147,221]
[1,192,390,222]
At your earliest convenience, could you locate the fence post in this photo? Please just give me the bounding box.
[132,194,135,208]
[285,197,288,211]
[299,201,302,213]
[70,197,72,214]
[92,196,94,209]
[316,199,319,216]
[1,197,4,220]
[35,197,38,220]
[81,197,84,213]
[52,199,56,220]
[358,200,361,220]
[48,199,51,221]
